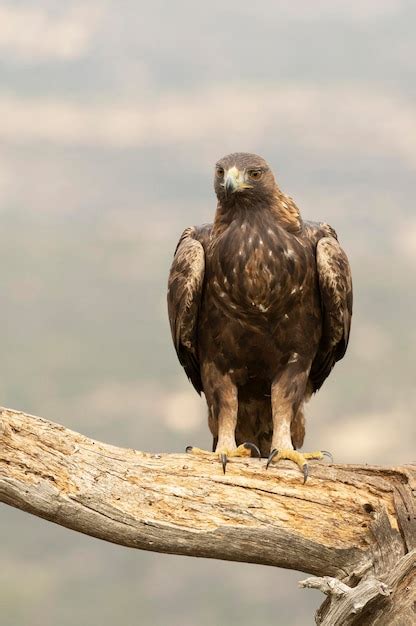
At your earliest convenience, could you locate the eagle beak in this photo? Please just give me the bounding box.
[223,166,252,195]
[224,166,240,194]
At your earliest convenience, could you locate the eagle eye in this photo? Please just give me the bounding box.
[216,166,224,177]
[248,169,262,180]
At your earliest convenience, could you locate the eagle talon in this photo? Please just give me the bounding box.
[220,453,227,474]
[266,448,325,483]
[243,442,261,458]
[266,448,278,470]
[321,450,333,463]
[186,443,259,472]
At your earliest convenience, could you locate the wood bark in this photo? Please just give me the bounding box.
[0,406,415,624]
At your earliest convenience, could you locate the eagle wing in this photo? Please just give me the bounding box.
[167,226,210,394]
[309,231,353,392]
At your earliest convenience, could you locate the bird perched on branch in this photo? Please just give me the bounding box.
[167,152,352,480]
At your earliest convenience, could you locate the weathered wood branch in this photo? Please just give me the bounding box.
[0,407,415,624]
[300,550,415,624]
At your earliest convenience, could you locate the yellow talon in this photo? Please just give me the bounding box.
[186,442,261,473]
[266,449,331,483]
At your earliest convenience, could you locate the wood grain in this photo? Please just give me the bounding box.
[1,406,414,624]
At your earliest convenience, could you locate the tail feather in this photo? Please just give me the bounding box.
[235,396,272,458]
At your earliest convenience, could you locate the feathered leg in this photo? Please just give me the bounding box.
[186,364,260,472]
[266,368,329,482]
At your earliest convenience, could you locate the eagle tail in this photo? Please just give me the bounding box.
[234,386,307,456]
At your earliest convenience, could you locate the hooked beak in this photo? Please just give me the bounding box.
[222,166,252,195]
[225,175,236,195]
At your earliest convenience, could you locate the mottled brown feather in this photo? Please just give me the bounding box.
[167,227,206,393]
[167,153,352,454]
[310,236,353,391]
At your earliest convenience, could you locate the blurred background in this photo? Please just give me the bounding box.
[1,1,415,625]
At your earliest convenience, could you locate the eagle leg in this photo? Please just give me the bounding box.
[188,366,263,472]
[186,442,261,474]
[268,370,333,482]
[266,449,331,483]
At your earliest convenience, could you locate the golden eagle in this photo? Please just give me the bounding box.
[168,153,352,480]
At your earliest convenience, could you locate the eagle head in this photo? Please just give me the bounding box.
[214,152,276,206]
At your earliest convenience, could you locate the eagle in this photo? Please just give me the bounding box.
[167,152,352,480]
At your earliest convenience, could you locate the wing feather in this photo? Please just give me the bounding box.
[167,227,206,394]
[310,236,353,391]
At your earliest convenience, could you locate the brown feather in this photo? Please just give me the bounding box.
[167,153,353,454]
[167,226,206,393]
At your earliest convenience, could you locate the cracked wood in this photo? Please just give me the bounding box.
[1,406,414,585]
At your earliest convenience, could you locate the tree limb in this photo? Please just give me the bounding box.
[301,551,415,625]
[0,407,415,624]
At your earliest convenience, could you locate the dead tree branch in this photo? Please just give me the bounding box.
[0,407,415,624]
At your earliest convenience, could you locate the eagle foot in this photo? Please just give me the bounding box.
[186,442,261,474]
[266,449,332,483]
